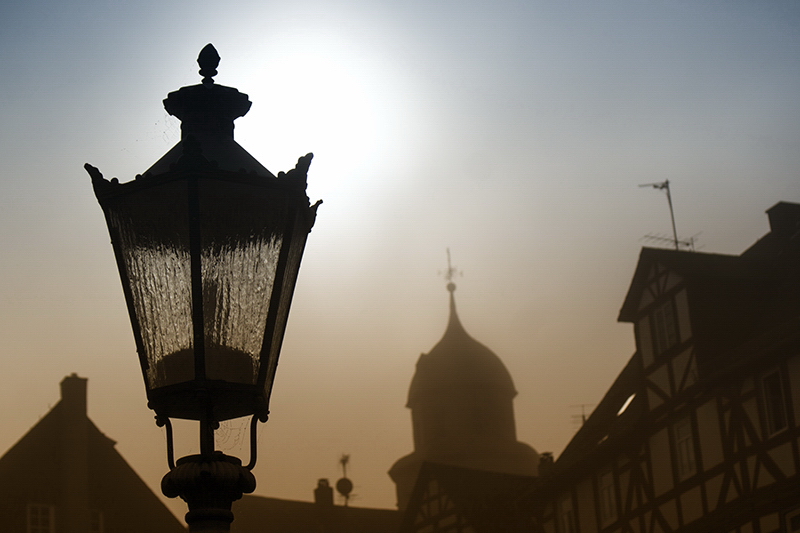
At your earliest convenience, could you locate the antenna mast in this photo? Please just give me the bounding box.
[640,180,679,250]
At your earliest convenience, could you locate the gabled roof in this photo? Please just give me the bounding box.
[401,461,537,533]
[0,375,185,533]
[618,247,754,322]
[620,202,800,324]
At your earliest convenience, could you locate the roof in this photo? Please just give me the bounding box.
[618,247,757,322]
[231,495,400,533]
[553,353,644,475]
[620,202,800,324]
[401,461,537,533]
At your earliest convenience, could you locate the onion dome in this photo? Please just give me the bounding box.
[407,282,517,410]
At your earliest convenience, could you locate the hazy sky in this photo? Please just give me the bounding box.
[1,0,799,516]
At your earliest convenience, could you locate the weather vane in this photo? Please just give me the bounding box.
[440,248,462,292]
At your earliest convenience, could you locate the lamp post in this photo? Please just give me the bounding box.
[87,44,320,532]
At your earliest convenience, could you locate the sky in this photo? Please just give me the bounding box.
[1,0,799,518]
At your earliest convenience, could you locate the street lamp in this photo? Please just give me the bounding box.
[87,44,320,532]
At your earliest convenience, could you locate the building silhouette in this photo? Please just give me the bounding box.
[400,461,537,533]
[535,201,800,533]
[398,201,800,533]
[230,479,399,533]
[0,374,185,533]
[389,281,539,511]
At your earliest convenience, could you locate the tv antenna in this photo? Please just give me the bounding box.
[570,404,594,427]
[639,180,694,250]
[336,454,353,507]
[641,233,700,252]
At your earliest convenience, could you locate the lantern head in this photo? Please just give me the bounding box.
[88,44,320,423]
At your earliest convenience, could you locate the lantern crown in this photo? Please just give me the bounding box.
[144,44,272,178]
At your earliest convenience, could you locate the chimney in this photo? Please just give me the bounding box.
[767,202,800,240]
[60,373,88,416]
[59,374,90,532]
[314,479,334,507]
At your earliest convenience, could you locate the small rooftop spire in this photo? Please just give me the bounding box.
[198,43,220,85]
[443,248,460,293]
[441,249,464,333]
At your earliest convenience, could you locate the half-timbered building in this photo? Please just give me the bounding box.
[400,461,537,533]
[537,201,800,533]
[399,201,800,533]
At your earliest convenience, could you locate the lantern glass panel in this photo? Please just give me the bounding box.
[198,177,289,386]
[106,180,195,389]
[260,211,309,401]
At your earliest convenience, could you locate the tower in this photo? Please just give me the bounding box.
[389,278,538,510]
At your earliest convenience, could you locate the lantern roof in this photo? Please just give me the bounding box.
[143,44,274,178]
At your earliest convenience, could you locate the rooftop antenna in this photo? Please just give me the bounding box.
[639,180,680,250]
[570,404,594,427]
[336,454,353,507]
[641,233,699,252]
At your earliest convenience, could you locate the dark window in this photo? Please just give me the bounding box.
[598,470,616,524]
[786,508,800,532]
[674,416,696,479]
[763,370,788,435]
[652,299,679,354]
[90,510,104,533]
[558,496,575,533]
[27,504,54,533]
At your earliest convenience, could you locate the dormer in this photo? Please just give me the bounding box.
[619,251,694,370]
[618,243,770,411]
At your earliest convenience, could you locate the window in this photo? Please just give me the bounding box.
[652,299,679,354]
[27,504,54,533]
[598,470,616,524]
[558,495,576,533]
[674,417,696,479]
[763,370,788,435]
[90,510,104,533]
[787,507,800,532]
[617,393,636,416]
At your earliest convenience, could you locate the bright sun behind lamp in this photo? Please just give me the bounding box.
[86,44,321,532]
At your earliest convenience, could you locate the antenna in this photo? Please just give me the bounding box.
[569,404,594,427]
[641,233,700,251]
[639,180,680,250]
[336,454,353,507]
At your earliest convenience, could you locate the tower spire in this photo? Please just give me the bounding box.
[441,249,464,333]
[444,248,459,293]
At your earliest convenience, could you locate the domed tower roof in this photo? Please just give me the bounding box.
[407,283,517,409]
[389,273,538,511]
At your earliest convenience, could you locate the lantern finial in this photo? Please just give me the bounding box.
[198,44,220,85]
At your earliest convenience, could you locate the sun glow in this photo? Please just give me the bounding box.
[238,43,399,184]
